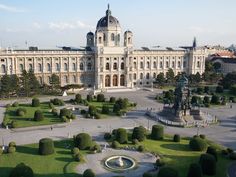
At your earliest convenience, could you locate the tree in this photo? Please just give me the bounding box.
[205,60,213,72]
[195,72,201,83]
[116,128,128,144]
[221,72,236,89]
[83,169,95,177]
[132,126,146,142]
[28,70,40,94]
[51,74,60,91]
[155,72,165,86]
[199,153,216,175]
[157,167,178,177]
[166,69,175,83]
[151,125,164,140]
[10,74,20,96]
[187,163,203,177]
[38,138,54,155]
[74,133,93,150]
[0,74,11,98]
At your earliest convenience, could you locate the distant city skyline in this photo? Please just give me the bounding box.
[0,0,235,49]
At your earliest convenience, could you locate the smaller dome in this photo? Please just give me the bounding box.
[124,30,132,34]
[87,32,94,36]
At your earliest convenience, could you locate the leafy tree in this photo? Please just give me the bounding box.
[166,68,175,83]
[205,60,213,72]
[155,72,165,86]
[221,72,236,89]
[51,74,60,91]
[0,74,11,97]
[9,163,34,177]
[10,74,20,96]
[195,72,201,83]
[28,70,40,94]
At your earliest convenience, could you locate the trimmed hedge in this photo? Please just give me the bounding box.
[97,93,105,102]
[206,146,218,161]
[151,125,164,140]
[102,105,110,114]
[143,172,152,177]
[59,108,72,118]
[132,126,146,142]
[71,147,80,155]
[12,102,19,107]
[9,141,16,147]
[104,133,112,140]
[110,97,116,103]
[173,134,181,142]
[187,163,203,177]
[16,108,27,116]
[157,167,178,177]
[38,138,54,155]
[115,128,128,144]
[32,98,40,107]
[156,158,165,167]
[229,152,236,160]
[34,110,44,121]
[50,98,64,106]
[75,94,82,103]
[74,133,93,150]
[8,146,16,153]
[137,145,145,152]
[86,94,93,102]
[111,141,120,149]
[9,163,34,177]
[83,169,95,177]
[88,105,97,117]
[199,153,216,175]
[189,137,207,151]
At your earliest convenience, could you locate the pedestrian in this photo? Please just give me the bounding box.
[51,126,53,131]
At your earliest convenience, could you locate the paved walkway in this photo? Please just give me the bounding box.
[228,162,236,177]
[76,148,156,177]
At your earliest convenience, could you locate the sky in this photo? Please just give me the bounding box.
[0,0,235,49]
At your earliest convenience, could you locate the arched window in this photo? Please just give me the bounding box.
[183,61,186,68]
[128,37,131,44]
[113,63,117,70]
[178,61,181,68]
[153,61,157,68]
[19,64,24,72]
[87,63,92,70]
[197,61,200,68]
[121,62,125,70]
[146,73,150,79]
[29,64,33,71]
[153,72,156,79]
[56,63,60,71]
[160,61,163,68]
[38,63,42,72]
[106,63,110,70]
[172,61,175,68]
[72,63,76,71]
[111,33,115,41]
[117,34,120,42]
[64,75,68,83]
[47,63,51,71]
[1,64,6,73]
[103,33,106,41]
[105,75,110,87]
[99,37,102,44]
[133,62,137,69]
[140,62,144,69]
[80,63,84,70]
[133,73,137,80]
[113,75,118,86]
[166,61,169,68]
[73,75,76,83]
[140,73,143,79]
[147,62,150,69]
[120,74,125,86]
[64,63,68,71]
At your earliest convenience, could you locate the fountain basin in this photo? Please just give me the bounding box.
[104,155,136,171]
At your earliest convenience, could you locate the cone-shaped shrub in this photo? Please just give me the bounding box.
[38,138,54,155]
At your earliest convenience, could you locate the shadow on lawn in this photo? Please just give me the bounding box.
[160,143,190,151]
[17,145,39,155]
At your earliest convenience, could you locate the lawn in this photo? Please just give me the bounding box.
[4,103,62,128]
[0,140,84,177]
[140,136,231,177]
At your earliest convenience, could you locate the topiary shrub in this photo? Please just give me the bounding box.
[32,98,40,107]
[189,137,207,151]
[9,163,34,177]
[49,102,54,109]
[206,146,218,161]
[115,128,128,144]
[74,133,93,150]
[156,158,165,167]
[34,110,44,121]
[83,169,95,177]
[112,129,117,136]
[88,105,97,117]
[86,94,93,102]
[151,125,164,140]
[38,138,54,155]
[12,102,19,107]
[187,163,203,177]
[11,121,18,128]
[199,134,206,139]
[111,141,120,149]
[71,147,80,155]
[227,148,234,154]
[59,108,72,118]
[104,133,112,140]
[229,152,236,160]
[9,142,16,147]
[132,139,139,145]
[157,167,178,177]
[8,146,16,153]
[50,98,64,106]
[97,93,105,102]
[74,152,84,162]
[0,148,3,155]
[5,104,11,108]
[95,113,101,119]
[102,105,110,114]
[81,109,87,115]
[132,126,146,142]
[221,149,229,156]
[173,134,181,142]
[199,153,216,175]
[110,97,116,103]
[137,145,145,152]
[75,94,82,103]
[91,144,101,153]
[52,108,58,116]
[16,108,27,116]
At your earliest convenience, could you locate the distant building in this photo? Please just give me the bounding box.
[212,57,236,74]
[0,5,207,90]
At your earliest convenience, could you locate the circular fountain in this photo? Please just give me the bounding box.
[104,155,136,171]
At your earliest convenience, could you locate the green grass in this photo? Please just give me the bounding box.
[140,136,231,177]
[4,103,62,128]
[0,139,86,177]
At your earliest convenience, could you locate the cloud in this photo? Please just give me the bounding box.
[48,20,93,31]
[0,3,25,13]
[32,22,42,29]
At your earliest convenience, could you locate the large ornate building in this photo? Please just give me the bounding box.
[0,6,207,90]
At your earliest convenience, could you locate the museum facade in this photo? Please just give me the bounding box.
[0,6,207,90]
